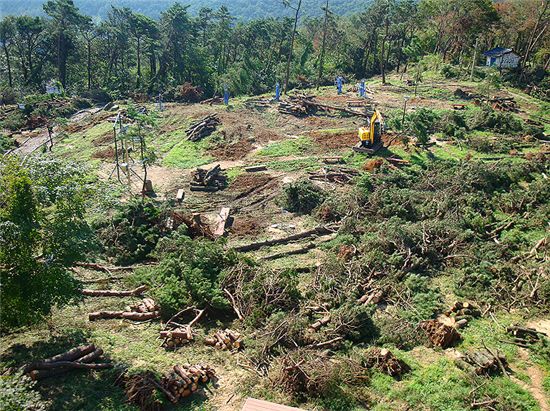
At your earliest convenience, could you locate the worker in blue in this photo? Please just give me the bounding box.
[224,84,230,105]
[359,79,366,98]
[336,76,343,95]
[275,82,281,102]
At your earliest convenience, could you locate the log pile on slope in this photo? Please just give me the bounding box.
[162,364,216,402]
[22,344,112,380]
[420,319,461,348]
[444,301,481,329]
[186,114,220,142]
[205,329,243,351]
[455,349,508,376]
[89,298,160,321]
[363,348,410,377]
[507,325,548,346]
[160,308,205,349]
[190,164,227,192]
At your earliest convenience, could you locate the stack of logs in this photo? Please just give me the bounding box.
[82,285,147,298]
[308,167,360,185]
[160,327,193,349]
[420,319,461,348]
[162,364,216,403]
[278,96,316,117]
[22,344,111,380]
[363,348,410,377]
[445,301,481,329]
[186,114,221,142]
[89,298,160,321]
[205,329,243,351]
[489,97,519,112]
[455,348,508,376]
[507,325,548,347]
[190,164,227,192]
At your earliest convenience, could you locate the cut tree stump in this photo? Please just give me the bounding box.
[213,207,231,238]
[420,319,461,348]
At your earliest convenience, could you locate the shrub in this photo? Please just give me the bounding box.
[94,198,167,265]
[468,106,524,134]
[0,374,47,411]
[405,108,440,145]
[280,180,326,214]
[133,232,239,318]
[0,133,15,152]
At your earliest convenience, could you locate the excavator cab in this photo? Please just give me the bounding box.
[353,110,384,154]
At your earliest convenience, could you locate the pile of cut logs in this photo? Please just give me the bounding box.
[22,344,111,380]
[445,301,481,329]
[420,319,461,348]
[308,167,360,185]
[89,298,160,321]
[190,164,227,192]
[363,348,410,377]
[278,99,312,117]
[455,348,508,376]
[205,329,243,351]
[186,114,221,142]
[507,325,548,347]
[161,327,193,349]
[490,97,519,112]
[162,364,216,403]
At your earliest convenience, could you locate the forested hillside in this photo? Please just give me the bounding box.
[1,0,371,20]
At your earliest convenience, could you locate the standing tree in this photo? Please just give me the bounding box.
[0,17,16,88]
[317,0,331,89]
[128,12,158,89]
[79,17,99,91]
[0,156,92,329]
[43,0,85,88]
[282,0,303,94]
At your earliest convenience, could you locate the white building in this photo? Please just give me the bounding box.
[483,47,521,69]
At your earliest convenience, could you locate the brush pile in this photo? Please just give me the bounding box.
[186,114,220,142]
[190,164,227,192]
[162,364,216,402]
[455,348,508,376]
[420,319,461,348]
[363,348,410,377]
[120,371,164,411]
[444,301,481,328]
[205,329,243,351]
[89,298,160,321]
[22,344,112,380]
[489,97,519,112]
[308,167,360,185]
[278,96,315,117]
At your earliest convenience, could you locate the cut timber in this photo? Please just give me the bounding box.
[364,348,410,377]
[214,207,231,238]
[234,225,335,252]
[455,348,508,376]
[186,114,221,142]
[309,316,331,332]
[82,285,147,297]
[245,165,268,172]
[176,189,185,203]
[420,319,461,348]
[22,344,96,373]
[205,328,243,351]
[89,310,160,321]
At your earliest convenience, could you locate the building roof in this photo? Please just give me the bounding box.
[241,398,306,411]
[483,47,516,57]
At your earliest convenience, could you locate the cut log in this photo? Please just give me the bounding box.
[82,285,147,297]
[22,344,96,373]
[309,316,331,332]
[89,311,160,321]
[245,165,268,172]
[213,207,231,238]
[176,189,185,203]
[234,225,336,252]
[420,319,461,348]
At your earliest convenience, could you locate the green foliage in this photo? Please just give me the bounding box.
[94,198,166,265]
[0,156,89,329]
[468,106,524,134]
[0,133,15,152]
[0,374,46,411]
[280,179,327,214]
[133,231,239,318]
[406,108,440,145]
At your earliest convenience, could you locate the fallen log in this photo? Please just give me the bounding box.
[89,311,160,321]
[245,165,268,172]
[82,285,147,297]
[22,344,96,373]
[309,316,331,332]
[234,225,336,252]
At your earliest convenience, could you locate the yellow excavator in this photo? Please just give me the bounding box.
[353,110,384,154]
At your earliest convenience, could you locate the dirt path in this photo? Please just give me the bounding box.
[11,129,51,155]
[513,347,549,411]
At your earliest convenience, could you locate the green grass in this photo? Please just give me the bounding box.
[265,157,320,172]
[257,137,313,157]
[162,138,213,169]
